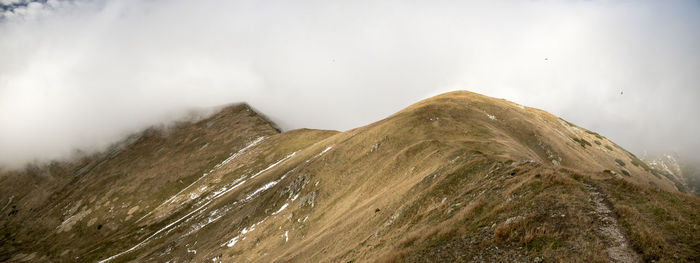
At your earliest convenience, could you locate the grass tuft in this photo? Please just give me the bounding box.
[621,169,631,177]
[526,236,566,252]
[615,159,626,167]
[572,138,592,148]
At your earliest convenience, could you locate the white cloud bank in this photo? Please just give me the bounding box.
[1,0,699,169]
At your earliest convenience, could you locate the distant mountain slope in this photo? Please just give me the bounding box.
[1,91,698,263]
[644,153,700,195]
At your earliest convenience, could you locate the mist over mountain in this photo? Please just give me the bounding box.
[1,91,698,262]
[1,0,699,170]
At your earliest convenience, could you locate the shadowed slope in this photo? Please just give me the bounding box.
[0,103,281,261]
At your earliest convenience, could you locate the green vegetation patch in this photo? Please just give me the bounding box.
[585,130,604,140]
[630,158,642,167]
[526,236,566,252]
[572,138,592,148]
[630,156,656,175]
[615,159,626,167]
[620,169,631,177]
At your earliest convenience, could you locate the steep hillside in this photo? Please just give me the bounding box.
[679,161,700,196]
[1,91,698,263]
[644,153,700,195]
[0,103,281,261]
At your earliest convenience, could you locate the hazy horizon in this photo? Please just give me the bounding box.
[1,0,699,170]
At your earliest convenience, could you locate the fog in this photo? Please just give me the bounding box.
[1,0,698,170]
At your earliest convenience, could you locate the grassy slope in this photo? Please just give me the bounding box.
[0,103,280,261]
[1,91,698,262]
[602,178,700,262]
[165,91,695,262]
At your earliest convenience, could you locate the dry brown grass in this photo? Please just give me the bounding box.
[2,91,697,263]
[377,250,408,263]
[601,178,700,262]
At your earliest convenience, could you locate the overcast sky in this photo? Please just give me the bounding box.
[1,0,698,169]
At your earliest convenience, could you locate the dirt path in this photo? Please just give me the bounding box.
[584,184,641,263]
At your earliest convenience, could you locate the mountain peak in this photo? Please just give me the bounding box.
[375,91,675,191]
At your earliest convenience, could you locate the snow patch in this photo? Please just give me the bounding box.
[136,137,265,223]
[211,179,247,200]
[103,143,300,262]
[171,137,264,203]
[100,173,254,262]
[272,203,288,215]
[97,197,216,263]
[1,196,14,212]
[217,137,265,169]
[184,148,305,236]
[223,218,267,248]
[225,236,240,248]
[317,146,333,157]
[184,206,230,236]
[250,151,298,179]
[244,181,278,201]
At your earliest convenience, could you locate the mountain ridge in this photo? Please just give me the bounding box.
[1,91,698,262]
